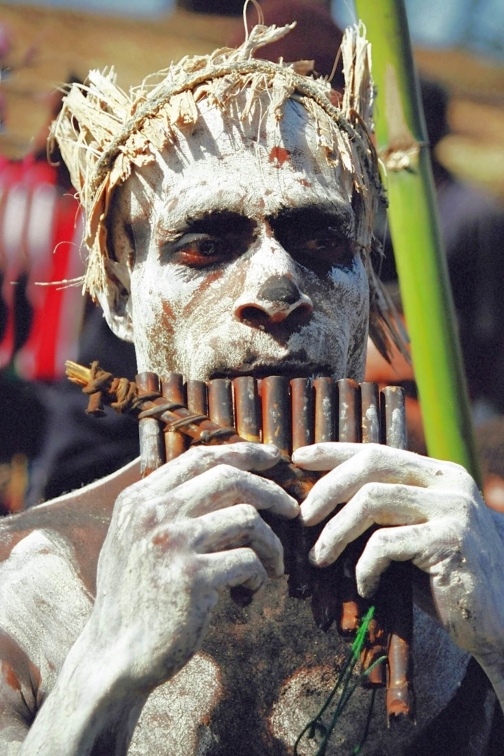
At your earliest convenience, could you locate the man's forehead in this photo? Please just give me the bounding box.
[153,98,345,177]
[128,99,355,228]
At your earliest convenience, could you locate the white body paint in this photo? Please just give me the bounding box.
[0,73,503,756]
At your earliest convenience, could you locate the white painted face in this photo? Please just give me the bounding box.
[103,95,370,382]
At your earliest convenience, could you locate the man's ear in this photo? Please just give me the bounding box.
[96,260,134,342]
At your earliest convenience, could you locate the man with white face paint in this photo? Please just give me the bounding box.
[1,22,504,756]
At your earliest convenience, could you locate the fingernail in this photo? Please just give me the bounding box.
[263,444,280,455]
[309,544,328,568]
[299,500,316,524]
[358,577,379,598]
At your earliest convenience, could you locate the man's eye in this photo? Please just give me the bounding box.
[192,238,221,257]
[292,234,355,270]
[168,234,232,266]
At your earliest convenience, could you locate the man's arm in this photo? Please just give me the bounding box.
[1,443,297,755]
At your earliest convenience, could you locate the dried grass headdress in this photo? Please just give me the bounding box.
[51,21,406,359]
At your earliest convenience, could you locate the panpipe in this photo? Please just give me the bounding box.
[66,361,415,722]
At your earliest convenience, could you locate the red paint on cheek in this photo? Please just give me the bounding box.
[200,269,224,288]
[182,268,225,317]
[1,661,21,691]
[269,146,290,167]
[161,301,175,334]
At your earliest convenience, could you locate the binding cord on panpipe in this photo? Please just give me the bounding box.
[66,360,415,722]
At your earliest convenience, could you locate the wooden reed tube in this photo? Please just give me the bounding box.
[382,386,415,722]
[337,379,368,637]
[136,372,166,477]
[161,373,187,462]
[208,378,234,428]
[261,376,306,597]
[291,378,314,451]
[361,382,381,445]
[261,376,291,457]
[313,377,337,443]
[360,382,387,687]
[290,377,323,601]
[186,379,208,417]
[310,377,340,630]
[233,377,261,443]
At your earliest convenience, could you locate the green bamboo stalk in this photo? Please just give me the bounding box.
[355,0,481,484]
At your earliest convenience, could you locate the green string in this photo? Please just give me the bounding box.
[294,606,386,756]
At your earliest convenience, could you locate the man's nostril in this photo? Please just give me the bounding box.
[257,276,302,306]
[237,306,267,324]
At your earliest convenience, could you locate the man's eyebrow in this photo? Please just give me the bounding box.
[268,203,354,234]
[155,210,254,242]
[184,210,254,234]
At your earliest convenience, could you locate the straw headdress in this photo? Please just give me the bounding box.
[51,21,406,359]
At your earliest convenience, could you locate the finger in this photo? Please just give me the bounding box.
[123,443,282,501]
[294,443,475,494]
[292,442,367,470]
[193,504,284,577]
[295,443,437,480]
[298,444,468,526]
[355,521,445,598]
[309,484,455,566]
[203,548,269,593]
[167,465,299,520]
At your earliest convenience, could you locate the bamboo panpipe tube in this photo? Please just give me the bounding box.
[337,379,368,637]
[161,373,187,462]
[382,386,414,721]
[360,382,387,688]
[136,372,165,477]
[234,376,261,443]
[208,378,234,429]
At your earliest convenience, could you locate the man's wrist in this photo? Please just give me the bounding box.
[20,622,148,755]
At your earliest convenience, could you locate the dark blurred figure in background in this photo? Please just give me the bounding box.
[229,0,344,86]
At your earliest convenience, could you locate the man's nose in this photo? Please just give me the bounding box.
[234,274,313,327]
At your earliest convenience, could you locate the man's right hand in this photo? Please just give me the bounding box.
[18,443,298,755]
[85,443,299,690]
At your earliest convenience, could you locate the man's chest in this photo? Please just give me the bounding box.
[0,528,487,756]
[127,580,474,756]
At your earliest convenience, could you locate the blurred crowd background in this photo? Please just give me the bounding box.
[0,0,503,514]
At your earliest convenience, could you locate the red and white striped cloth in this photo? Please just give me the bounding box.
[0,156,85,380]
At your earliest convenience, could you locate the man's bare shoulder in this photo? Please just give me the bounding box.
[0,458,141,593]
[0,458,141,742]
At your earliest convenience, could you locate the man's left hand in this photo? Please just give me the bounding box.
[293,443,504,701]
